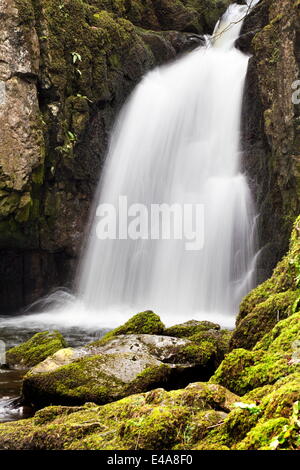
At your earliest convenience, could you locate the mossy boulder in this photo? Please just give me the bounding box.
[231,216,300,350]
[210,312,300,395]
[0,382,239,450]
[96,311,165,344]
[163,320,231,369]
[6,331,67,369]
[1,370,299,450]
[93,312,231,370]
[235,417,290,450]
[2,373,299,450]
[22,351,169,407]
[231,290,299,350]
[16,312,233,408]
[21,330,226,408]
[193,371,300,450]
[164,320,220,338]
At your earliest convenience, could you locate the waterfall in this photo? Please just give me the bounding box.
[0,1,259,330]
[75,1,258,328]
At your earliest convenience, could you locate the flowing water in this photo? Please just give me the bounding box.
[76,1,258,328]
[0,1,260,420]
[0,369,33,423]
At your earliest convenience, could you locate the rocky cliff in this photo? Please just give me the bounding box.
[240,0,300,282]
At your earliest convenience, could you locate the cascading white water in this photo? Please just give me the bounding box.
[0,1,259,331]
[75,1,258,327]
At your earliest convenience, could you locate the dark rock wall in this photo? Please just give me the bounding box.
[240,0,300,283]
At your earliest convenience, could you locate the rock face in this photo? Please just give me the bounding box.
[231,216,300,350]
[241,0,300,282]
[0,0,298,320]
[0,0,231,313]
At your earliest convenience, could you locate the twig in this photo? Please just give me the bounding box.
[210,0,257,42]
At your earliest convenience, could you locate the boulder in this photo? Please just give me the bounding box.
[210,312,300,395]
[164,320,220,338]
[21,332,220,407]
[0,382,239,450]
[97,310,165,342]
[2,371,299,450]
[6,331,67,370]
[163,319,231,367]
[19,309,232,407]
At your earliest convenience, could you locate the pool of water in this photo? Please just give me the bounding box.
[0,369,33,423]
[0,321,110,350]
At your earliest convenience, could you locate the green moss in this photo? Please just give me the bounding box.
[238,217,300,323]
[4,373,299,450]
[112,310,165,335]
[182,409,227,446]
[163,320,231,368]
[127,364,172,395]
[0,382,239,450]
[232,217,300,350]
[231,290,299,350]
[92,311,165,346]
[15,194,33,223]
[211,312,300,395]
[0,191,20,218]
[209,348,256,395]
[6,331,67,369]
[201,407,261,449]
[164,320,220,338]
[236,418,289,450]
[261,375,300,420]
[22,353,126,406]
[122,405,189,450]
[15,0,35,24]
[180,341,217,365]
